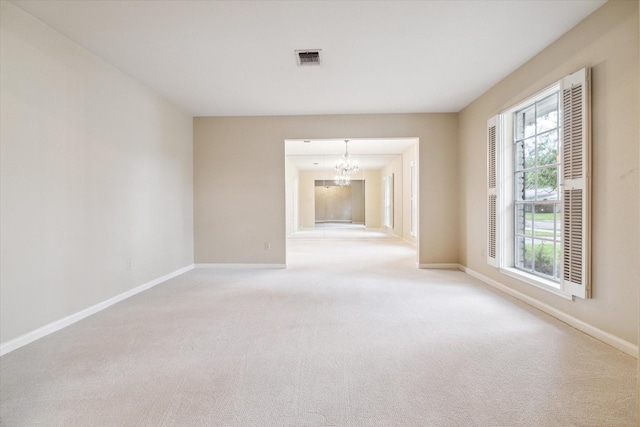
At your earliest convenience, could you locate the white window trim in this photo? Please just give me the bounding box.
[500,268,572,301]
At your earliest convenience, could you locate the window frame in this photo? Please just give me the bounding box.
[500,83,564,294]
[512,92,562,281]
[488,68,591,300]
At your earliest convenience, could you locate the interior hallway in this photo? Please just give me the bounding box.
[0,238,635,426]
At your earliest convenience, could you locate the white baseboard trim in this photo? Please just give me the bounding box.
[459,265,638,359]
[0,264,195,357]
[419,263,461,269]
[195,263,286,269]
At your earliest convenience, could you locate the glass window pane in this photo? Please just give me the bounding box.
[536,130,558,167]
[533,239,554,277]
[554,205,562,242]
[555,243,562,280]
[525,204,533,237]
[516,105,536,140]
[524,137,535,169]
[532,205,555,239]
[515,236,532,271]
[536,167,557,200]
[515,171,537,200]
[523,171,535,201]
[515,203,532,236]
[536,94,558,133]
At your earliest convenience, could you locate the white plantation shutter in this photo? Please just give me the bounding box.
[560,68,591,299]
[487,116,498,267]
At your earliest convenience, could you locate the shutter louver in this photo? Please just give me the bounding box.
[563,189,583,284]
[563,86,584,180]
[487,116,498,267]
[560,68,591,299]
[488,125,496,188]
[488,194,497,260]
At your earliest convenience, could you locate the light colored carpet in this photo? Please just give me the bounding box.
[0,239,636,426]
[288,225,397,240]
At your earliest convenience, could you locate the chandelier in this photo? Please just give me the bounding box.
[334,140,358,186]
[335,175,351,187]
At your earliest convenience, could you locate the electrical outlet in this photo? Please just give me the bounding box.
[265,243,271,251]
[127,259,133,270]
[480,249,485,258]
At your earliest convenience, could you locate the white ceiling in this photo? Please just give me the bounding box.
[11,0,606,117]
[286,138,416,171]
[11,0,606,172]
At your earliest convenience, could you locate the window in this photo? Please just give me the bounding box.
[487,68,591,299]
[513,93,561,281]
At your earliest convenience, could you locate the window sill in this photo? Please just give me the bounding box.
[500,267,573,301]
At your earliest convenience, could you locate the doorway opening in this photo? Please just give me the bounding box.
[284,138,419,265]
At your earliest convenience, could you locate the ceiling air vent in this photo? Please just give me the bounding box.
[295,50,322,66]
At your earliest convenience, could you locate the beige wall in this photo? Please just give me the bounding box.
[351,180,365,224]
[363,170,382,229]
[315,185,353,222]
[402,144,418,244]
[194,114,458,265]
[458,0,639,345]
[297,170,380,229]
[0,3,194,344]
[380,156,403,237]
